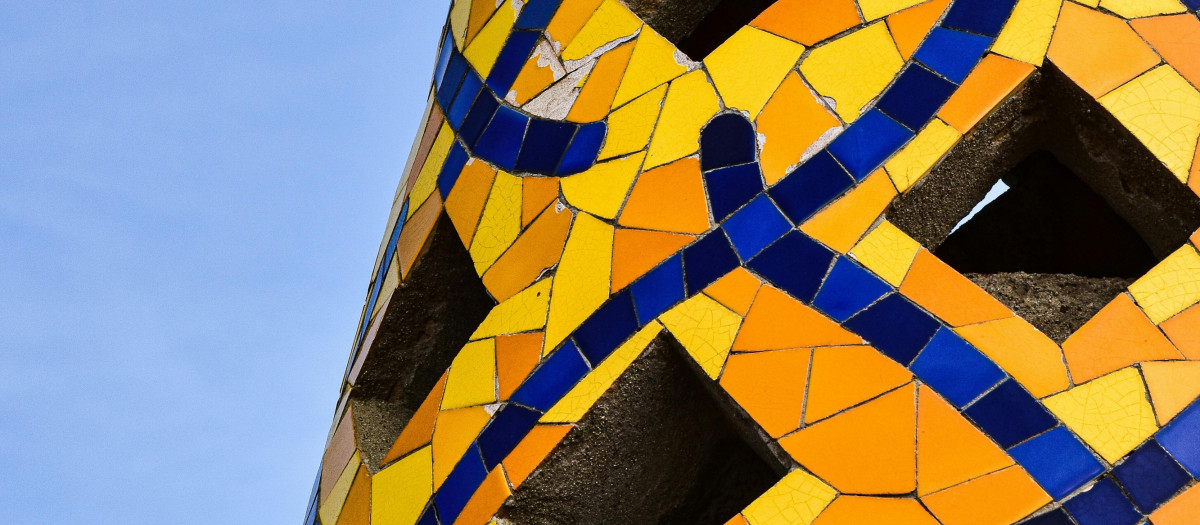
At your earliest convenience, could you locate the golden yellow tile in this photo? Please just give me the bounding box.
[440,338,498,410]
[599,85,667,159]
[561,151,646,219]
[800,171,897,253]
[658,293,743,378]
[462,0,516,77]
[611,27,690,109]
[541,322,662,423]
[371,445,432,525]
[545,213,614,349]
[884,119,961,192]
[705,26,805,116]
[1099,65,1200,183]
[1043,367,1158,462]
[799,22,904,122]
[849,220,921,286]
[471,278,554,340]
[742,469,837,525]
[992,0,1063,66]
[318,451,361,525]
[1130,244,1200,323]
[644,70,721,169]
[955,317,1070,398]
[561,0,641,62]
[1099,0,1187,18]
[468,170,522,274]
[858,0,926,21]
[409,122,455,218]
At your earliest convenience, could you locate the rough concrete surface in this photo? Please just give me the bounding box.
[967,272,1133,343]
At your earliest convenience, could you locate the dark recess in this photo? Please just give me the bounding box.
[624,0,776,60]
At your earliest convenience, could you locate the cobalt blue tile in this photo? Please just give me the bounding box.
[704,163,763,221]
[447,69,483,128]
[433,444,488,525]
[875,64,958,130]
[574,290,639,365]
[415,506,439,525]
[700,113,757,171]
[474,105,528,171]
[510,341,590,411]
[437,142,470,198]
[913,28,992,84]
[1064,477,1142,525]
[768,150,855,223]
[746,231,835,303]
[515,0,564,29]
[827,110,913,180]
[436,51,470,112]
[458,93,500,148]
[352,199,410,359]
[1009,426,1105,499]
[1021,509,1073,525]
[811,256,890,322]
[515,118,575,173]
[1114,439,1192,513]
[486,31,540,95]
[1186,0,1200,9]
[964,379,1057,449]
[478,403,542,470]
[631,253,684,325]
[942,0,1020,37]
[843,294,939,365]
[1157,396,1200,476]
[910,328,1005,408]
[303,468,321,525]
[684,229,741,294]
[557,121,605,175]
[723,194,792,261]
[434,31,456,90]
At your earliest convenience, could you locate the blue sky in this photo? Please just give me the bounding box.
[0,2,447,523]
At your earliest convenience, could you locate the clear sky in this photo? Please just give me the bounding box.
[0,2,447,523]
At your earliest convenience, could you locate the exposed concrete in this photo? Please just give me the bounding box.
[967,272,1134,343]
[499,334,783,525]
[622,0,776,59]
[621,0,723,48]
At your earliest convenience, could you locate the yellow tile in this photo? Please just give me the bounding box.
[409,122,455,217]
[561,0,641,62]
[441,339,498,410]
[645,70,721,169]
[470,278,554,340]
[1142,361,1200,425]
[611,28,690,109]
[541,322,663,423]
[462,0,516,78]
[449,0,471,49]
[1129,244,1200,323]
[469,170,522,274]
[1043,367,1158,463]
[561,151,646,219]
[318,451,361,525]
[884,119,961,192]
[599,84,666,159]
[705,27,805,116]
[800,171,897,253]
[658,293,743,378]
[992,0,1062,65]
[546,213,614,349]
[1099,66,1200,183]
[1099,0,1187,18]
[371,445,432,525]
[742,469,837,525]
[800,22,904,122]
[955,316,1070,398]
[858,0,926,21]
[849,221,920,286]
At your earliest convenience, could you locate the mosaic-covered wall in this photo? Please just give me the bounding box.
[305,0,1200,523]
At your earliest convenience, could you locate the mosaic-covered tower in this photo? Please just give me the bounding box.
[306,1,1200,523]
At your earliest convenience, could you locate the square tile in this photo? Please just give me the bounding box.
[964,379,1058,449]
[910,327,1005,408]
[811,256,891,322]
[477,404,543,470]
[844,293,940,365]
[827,109,914,180]
[485,30,540,94]
[684,229,742,294]
[746,231,835,303]
[768,150,856,224]
[913,28,992,83]
[704,162,764,221]
[458,92,500,148]
[573,289,639,365]
[723,194,793,261]
[1009,426,1105,500]
[1113,439,1193,514]
[510,341,591,411]
[876,64,958,131]
[474,105,529,171]
[941,0,1020,37]
[557,121,606,175]
[515,118,575,173]
[631,253,685,325]
[1063,477,1142,525]
[433,443,488,524]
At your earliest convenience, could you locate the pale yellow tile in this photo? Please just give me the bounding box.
[441,339,498,410]
[371,445,433,525]
[849,221,921,286]
[884,119,961,192]
[600,85,667,158]
[1129,244,1200,323]
[658,294,743,378]
[463,0,517,77]
[1099,65,1200,183]
[705,27,805,116]
[471,278,554,340]
[1099,0,1187,18]
[561,151,646,219]
[409,122,455,217]
[859,0,926,21]
[611,27,690,109]
[800,22,904,122]
[561,0,641,62]
[742,469,837,525]
[318,451,361,525]
[645,70,721,169]
[541,322,663,422]
[993,0,1063,66]
[546,213,614,348]
[469,170,523,274]
[1043,367,1158,463]
[449,0,471,49]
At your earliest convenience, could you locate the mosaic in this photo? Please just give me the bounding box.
[306,0,1200,523]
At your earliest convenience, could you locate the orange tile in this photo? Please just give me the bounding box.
[1142,360,1200,425]
[1132,14,1200,90]
[938,54,1035,134]
[502,424,573,488]
[568,39,636,122]
[546,0,604,49]
[454,465,512,525]
[1062,293,1183,383]
[336,465,372,525]
[618,157,711,234]
[955,317,1070,398]
[812,496,939,525]
[725,514,750,525]
[1162,303,1200,360]
[508,45,560,106]
[799,170,897,253]
[405,106,446,198]
[805,345,912,423]
[483,204,572,301]
[522,176,560,227]
[756,72,842,185]
[732,285,861,351]
[433,406,492,489]
[916,385,1014,496]
[382,372,449,466]
[446,160,498,247]
[887,0,952,60]
[750,0,863,46]
[900,249,1012,327]
[398,193,444,279]
[920,466,1051,525]
[465,0,499,47]
[611,228,695,292]
[779,383,916,494]
[704,267,763,316]
[497,332,544,400]
[720,348,810,437]
[1047,2,1162,98]
[1151,482,1200,525]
